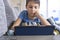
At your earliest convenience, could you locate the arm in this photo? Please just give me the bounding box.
[35,11,51,25]
[11,10,26,29]
[11,18,22,30]
[37,15,51,25]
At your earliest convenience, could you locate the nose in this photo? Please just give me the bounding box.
[31,7,35,13]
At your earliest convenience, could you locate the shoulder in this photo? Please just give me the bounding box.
[20,10,28,14]
[19,10,28,16]
[18,10,28,19]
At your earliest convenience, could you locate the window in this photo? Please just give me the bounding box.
[40,0,60,24]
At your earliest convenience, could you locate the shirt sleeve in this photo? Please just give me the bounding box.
[18,10,26,19]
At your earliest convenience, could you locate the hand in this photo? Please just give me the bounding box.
[34,10,40,18]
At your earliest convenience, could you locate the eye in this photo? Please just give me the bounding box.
[29,6,33,9]
[35,6,37,9]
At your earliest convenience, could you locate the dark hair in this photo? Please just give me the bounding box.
[26,0,40,6]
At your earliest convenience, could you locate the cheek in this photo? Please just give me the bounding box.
[27,9,32,13]
[27,7,33,12]
[27,8,31,11]
[27,10,31,15]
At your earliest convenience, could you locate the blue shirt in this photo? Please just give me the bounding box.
[18,10,41,26]
[19,10,41,26]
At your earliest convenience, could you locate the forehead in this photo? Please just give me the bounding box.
[27,1,40,6]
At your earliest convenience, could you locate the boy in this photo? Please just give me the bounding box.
[11,0,51,30]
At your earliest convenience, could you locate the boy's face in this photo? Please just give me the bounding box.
[26,1,40,17]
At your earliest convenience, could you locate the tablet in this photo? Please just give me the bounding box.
[14,26,55,35]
